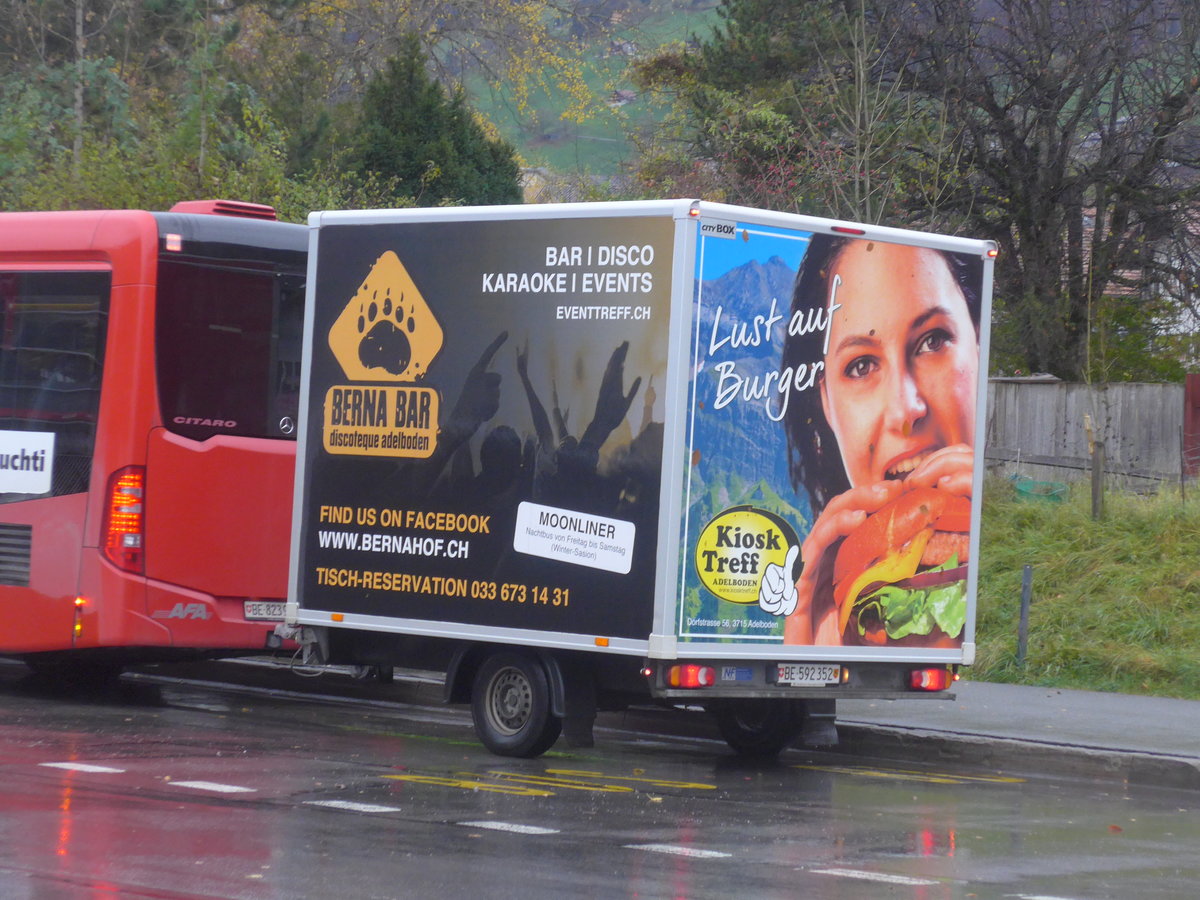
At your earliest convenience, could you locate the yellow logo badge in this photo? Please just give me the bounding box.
[323,250,442,458]
[695,507,800,604]
[327,250,443,381]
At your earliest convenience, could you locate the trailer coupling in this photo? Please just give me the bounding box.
[270,623,329,666]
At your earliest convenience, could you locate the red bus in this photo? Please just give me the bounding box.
[0,201,307,681]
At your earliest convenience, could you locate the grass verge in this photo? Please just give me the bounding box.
[971,478,1200,699]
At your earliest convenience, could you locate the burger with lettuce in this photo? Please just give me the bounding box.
[831,486,971,646]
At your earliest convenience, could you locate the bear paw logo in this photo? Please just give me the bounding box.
[328,251,442,382]
[357,288,414,375]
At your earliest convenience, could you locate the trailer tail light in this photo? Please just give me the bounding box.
[910,667,954,691]
[667,664,716,688]
[103,466,145,574]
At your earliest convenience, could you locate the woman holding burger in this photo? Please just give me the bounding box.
[758,234,983,646]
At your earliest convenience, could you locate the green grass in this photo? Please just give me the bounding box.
[972,478,1200,699]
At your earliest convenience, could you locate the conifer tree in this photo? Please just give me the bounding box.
[350,34,521,206]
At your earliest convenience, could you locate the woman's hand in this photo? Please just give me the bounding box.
[905,443,974,497]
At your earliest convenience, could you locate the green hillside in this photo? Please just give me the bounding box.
[471,1,721,175]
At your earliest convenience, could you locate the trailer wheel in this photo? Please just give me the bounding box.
[471,651,562,758]
[711,699,801,758]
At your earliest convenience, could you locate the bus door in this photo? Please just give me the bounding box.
[0,269,109,652]
[144,257,305,640]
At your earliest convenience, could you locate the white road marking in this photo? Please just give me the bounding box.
[811,868,940,886]
[169,780,257,794]
[306,800,403,814]
[39,762,126,774]
[458,821,560,835]
[624,843,731,859]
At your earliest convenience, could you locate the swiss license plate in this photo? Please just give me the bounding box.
[776,663,841,686]
[244,601,285,621]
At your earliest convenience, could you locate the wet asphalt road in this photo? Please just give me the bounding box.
[1,659,1197,899]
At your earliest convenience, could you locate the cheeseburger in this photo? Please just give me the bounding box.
[831,486,971,646]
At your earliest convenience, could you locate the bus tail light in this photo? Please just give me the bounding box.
[103,466,145,574]
[667,664,716,688]
[910,667,954,692]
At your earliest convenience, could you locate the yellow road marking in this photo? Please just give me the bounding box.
[384,774,554,796]
[385,767,721,797]
[793,764,1025,785]
[545,769,717,790]
[479,772,634,793]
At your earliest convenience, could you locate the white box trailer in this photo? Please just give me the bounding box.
[285,199,996,757]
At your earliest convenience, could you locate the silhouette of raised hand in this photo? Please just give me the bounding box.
[516,339,553,449]
[447,331,507,437]
[581,342,641,452]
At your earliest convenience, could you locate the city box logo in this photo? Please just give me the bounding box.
[324,250,443,458]
[694,506,800,605]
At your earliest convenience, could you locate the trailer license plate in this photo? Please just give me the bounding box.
[776,664,840,686]
[244,601,285,621]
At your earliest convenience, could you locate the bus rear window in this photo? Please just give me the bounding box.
[0,271,109,501]
[156,259,304,441]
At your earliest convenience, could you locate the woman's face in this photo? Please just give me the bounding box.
[819,241,978,487]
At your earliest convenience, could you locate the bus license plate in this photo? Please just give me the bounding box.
[776,664,840,686]
[244,601,285,621]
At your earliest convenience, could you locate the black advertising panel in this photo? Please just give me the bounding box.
[296,214,675,640]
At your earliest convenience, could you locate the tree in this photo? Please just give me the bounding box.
[348,35,522,206]
[631,0,958,225]
[877,0,1200,380]
[228,0,597,166]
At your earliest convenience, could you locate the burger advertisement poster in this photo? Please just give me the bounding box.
[679,216,986,650]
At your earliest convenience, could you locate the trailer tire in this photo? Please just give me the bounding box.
[711,699,801,758]
[471,651,562,758]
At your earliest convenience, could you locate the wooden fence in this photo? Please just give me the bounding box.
[985,378,1196,488]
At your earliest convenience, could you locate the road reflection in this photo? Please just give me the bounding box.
[0,659,1196,900]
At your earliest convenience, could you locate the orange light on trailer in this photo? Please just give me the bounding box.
[331,613,344,622]
[910,667,953,691]
[595,637,610,647]
[667,664,716,689]
[102,467,145,574]
[688,202,701,217]
[986,247,999,258]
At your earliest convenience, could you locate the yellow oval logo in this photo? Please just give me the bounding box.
[694,507,800,604]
